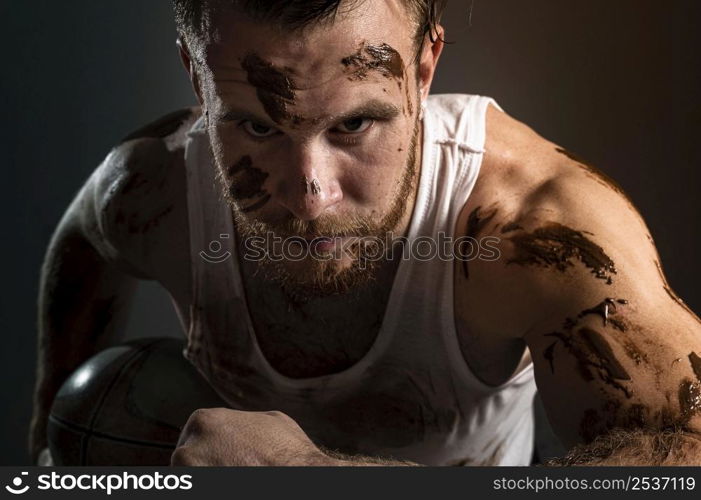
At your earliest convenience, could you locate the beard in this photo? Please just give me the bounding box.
[213,117,421,303]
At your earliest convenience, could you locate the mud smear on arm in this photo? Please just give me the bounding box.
[555,147,633,205]
[506,222,617,284]
[542,298,634,397]
[461,206,497,279]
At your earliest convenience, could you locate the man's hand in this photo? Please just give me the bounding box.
[170,408,335,466]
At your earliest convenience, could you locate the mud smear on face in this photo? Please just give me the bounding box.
[342,42,405,82]
[506,222,617,284]
[227,156,271,213]
[555,147,632,203]
[462,206,498,279]
[242,53,297,124]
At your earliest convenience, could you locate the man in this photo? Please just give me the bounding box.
[30,0,701,466]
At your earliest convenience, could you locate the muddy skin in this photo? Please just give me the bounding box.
[120,108,193,143]
[689,352,701,384]
[342,42,405,83]
[655,259,699,321]
[623,340,649,365]
[578,298,628,331]
[580,408,601,443]
[545,299,633,397]
[242,53,296,124]
[554,147,632,203]
[543,341,557,374]
[500,221,523,234]
[227,156,271,212]
[462,206,498,279]
[133,205,174,233]
[678,379,701,424]
[506,222,617,284]
[579,400,650,443]
[579,327,631,381]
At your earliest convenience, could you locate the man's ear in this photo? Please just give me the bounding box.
[417,25,445,103]
[177,37,204,106]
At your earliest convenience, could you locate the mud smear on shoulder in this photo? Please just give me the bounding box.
[461,205,497,279]
[242,53,297,124]
[506,222,617,284]
[227,155,271,213]
[555,147,633,204]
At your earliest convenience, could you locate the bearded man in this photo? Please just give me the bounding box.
[30,0,701,466]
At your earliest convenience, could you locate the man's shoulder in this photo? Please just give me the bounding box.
[464,104,635,232]
[89,107,200,282]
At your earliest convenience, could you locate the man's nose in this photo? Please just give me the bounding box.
[273,143,343,221]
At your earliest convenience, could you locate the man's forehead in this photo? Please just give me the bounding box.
[200,0,416,84]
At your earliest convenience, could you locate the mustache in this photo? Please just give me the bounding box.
[271,213,376,239]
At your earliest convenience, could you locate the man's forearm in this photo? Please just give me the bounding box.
[545,428,701,466]
[30,221,137,462]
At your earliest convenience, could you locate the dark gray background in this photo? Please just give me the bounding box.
[1,0,699,464]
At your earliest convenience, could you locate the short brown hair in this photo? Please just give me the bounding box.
[173,0,448,56]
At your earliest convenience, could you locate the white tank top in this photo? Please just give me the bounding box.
[181,94,537,466]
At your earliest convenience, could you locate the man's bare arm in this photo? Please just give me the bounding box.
[29,108,196,463]
[460,114,701,465]
[29,162,142,463]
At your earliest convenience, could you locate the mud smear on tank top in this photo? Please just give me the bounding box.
[462,205,497,279]
[506,222,617,284]
[227,156,271,212]
[242,53,298,125]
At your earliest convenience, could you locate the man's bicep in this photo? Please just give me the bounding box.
[513,188,701,449]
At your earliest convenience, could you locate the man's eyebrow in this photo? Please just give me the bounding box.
[332,100,401,123]
[215,99,401,127]
[216,109,275,126]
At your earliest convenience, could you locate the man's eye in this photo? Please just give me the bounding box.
[334,118,373,134]
[242,121,277,138]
